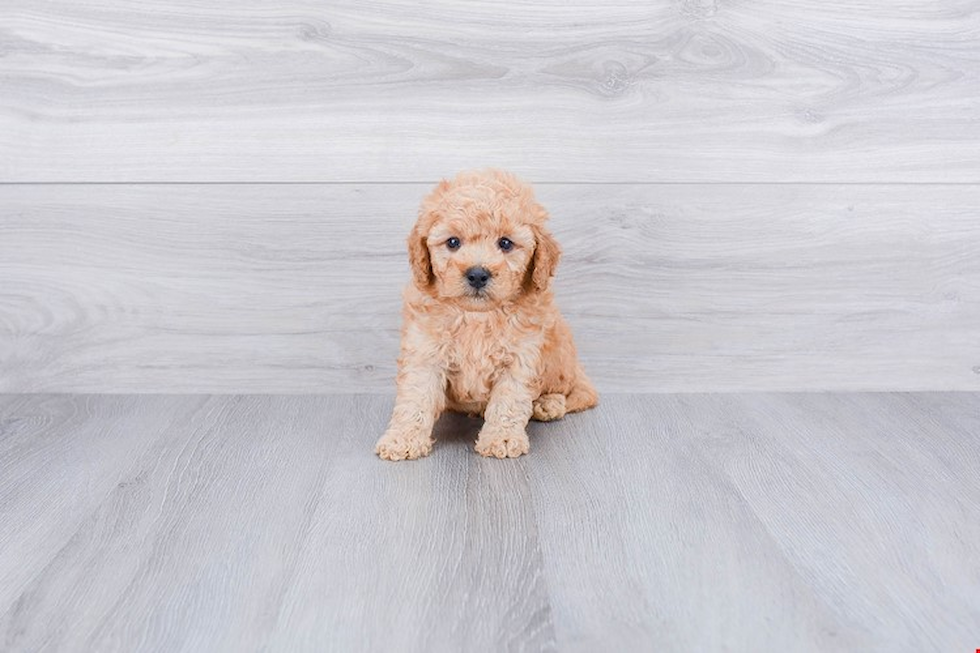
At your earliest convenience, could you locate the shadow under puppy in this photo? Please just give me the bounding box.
[376,169,598,460]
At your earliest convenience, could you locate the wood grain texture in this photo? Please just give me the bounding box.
[1,393,978,651]
[2,183,979,393]
[525,392,980,652]
[264,406,555,653]
[0,394,555,653]
[0,395,208,620]
[2,1,979,182]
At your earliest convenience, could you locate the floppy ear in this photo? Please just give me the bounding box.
[408,179,451,289]
[530,226,561,291]
[407,221,433,288]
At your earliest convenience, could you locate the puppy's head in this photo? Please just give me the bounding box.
[408,169,560,310]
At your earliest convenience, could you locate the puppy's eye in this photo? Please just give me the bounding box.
[446,237,461,250]
[498,237,514,252]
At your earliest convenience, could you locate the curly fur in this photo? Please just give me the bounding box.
[376,169,598,460]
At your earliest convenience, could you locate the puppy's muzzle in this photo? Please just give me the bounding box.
[465,266,491,290]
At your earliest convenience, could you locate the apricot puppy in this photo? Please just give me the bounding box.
[376,169,597,460]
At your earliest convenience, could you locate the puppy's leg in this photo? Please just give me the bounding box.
[566,365,599,414]
[376,362,445,461]
[532,393,566,422]
[476,374,534,459]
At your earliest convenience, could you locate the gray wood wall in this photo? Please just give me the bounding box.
[2,1,979,393]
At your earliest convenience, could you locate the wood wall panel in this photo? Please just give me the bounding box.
[2,183,977,392]
[2,1,978,182]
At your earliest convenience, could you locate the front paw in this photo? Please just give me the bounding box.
[475,427,529,459]
[375,430,433,461]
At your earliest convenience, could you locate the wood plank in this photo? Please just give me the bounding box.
[526,395,864,652]
[0,394,209,618]
[0,395,555,652]
[3,393,978,650]
[526,392,980,651]
[2,1,978,181]
[701,392,980,651]
[2,183,979,393]
[264,401,556,652]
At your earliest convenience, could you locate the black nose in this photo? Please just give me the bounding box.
[465,266,491,290]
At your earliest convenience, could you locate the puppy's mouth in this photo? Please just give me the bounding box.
[460,284,497,307]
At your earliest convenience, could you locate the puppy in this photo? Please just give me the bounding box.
[376,169,598,460]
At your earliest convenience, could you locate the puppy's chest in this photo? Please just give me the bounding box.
[439,316,537,404]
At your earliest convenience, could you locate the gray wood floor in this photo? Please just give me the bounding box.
[1,393,977,652]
